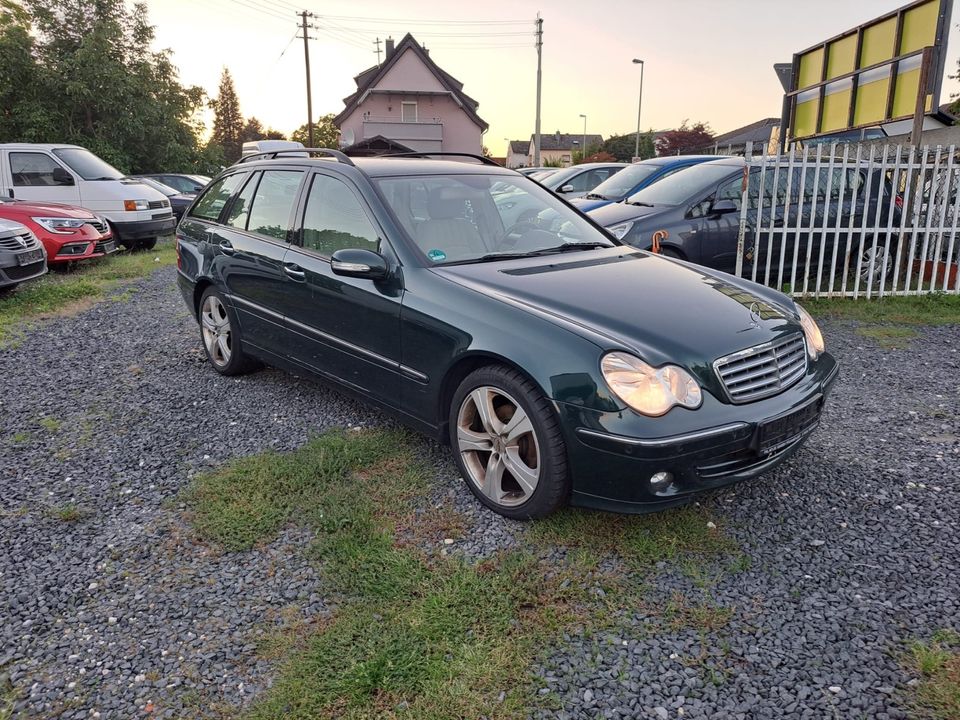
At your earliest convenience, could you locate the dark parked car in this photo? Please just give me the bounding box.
[589,157,901,282]
[0,217,46,291]
[131,177,195,221]
[176,151,837,519]
[138,173,210,195]
[570,156,718,213]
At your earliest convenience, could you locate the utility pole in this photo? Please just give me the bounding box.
[373,37,382,65]
[534,15,543,167]
[299,10,315,147]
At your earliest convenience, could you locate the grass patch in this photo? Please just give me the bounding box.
[48,503,90,522]
[909,631,960,719]
[804,292,960,326]
[39,417,62,433]
[0,243,176,344]
[183,430,742,719]
[527,504,739,573]
[856,325,917,348]
[10,431,31,444]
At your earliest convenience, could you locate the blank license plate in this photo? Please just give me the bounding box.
[758,397,823,455]
[17,249,44,266]
[100,241,117,254]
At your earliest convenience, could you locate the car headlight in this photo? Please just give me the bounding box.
[606,221,634,241]
[124,199,149,211]
[601,351,702,416]
[31,217,87,234]
[795,303,824,360]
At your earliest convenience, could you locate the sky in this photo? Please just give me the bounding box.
[143,0,960,155]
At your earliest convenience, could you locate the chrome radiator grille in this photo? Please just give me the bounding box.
[714,334,807,403]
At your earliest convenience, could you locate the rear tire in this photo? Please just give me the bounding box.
[197,287,261,376]
[449,365,569,519]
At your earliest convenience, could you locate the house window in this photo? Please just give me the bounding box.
[401,102,418,123]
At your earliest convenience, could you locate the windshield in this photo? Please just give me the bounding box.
[374,173,615,265]
[625,163,738,206]
[52,148,124,181]
[529,169,556,182]
[587,164,660,198]
[133,177,176,196]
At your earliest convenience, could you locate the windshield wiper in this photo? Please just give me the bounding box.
[626,200,654,207]
[467,243,609,264]
[585,192,608,200]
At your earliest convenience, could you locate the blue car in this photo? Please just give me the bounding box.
[570,155,719,213]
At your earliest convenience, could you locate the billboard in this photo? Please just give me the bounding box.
[787,0,953,140]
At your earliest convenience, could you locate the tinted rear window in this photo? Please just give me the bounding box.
[189,173,247,222]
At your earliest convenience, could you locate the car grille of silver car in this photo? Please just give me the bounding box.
[714,334,807,403]
[0,233,41,251]
[148,199,170,210]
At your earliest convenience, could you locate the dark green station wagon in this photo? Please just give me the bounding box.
[175,150,838,519]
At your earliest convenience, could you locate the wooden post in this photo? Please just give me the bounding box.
[909,47,934,146]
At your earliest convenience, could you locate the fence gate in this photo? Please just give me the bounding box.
[735,142,960,299]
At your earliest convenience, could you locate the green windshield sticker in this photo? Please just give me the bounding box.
[427,249,447,262]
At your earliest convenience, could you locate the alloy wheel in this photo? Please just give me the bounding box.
[200,295,232,368]
[456,386,540,508]
[859,244,893,283]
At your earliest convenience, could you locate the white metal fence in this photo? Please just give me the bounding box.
[735,142,960,299]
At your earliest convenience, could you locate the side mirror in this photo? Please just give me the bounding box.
[558,184,575,194]
[52,167,75,186]
[711,199,738,215]
[331,248,388,280]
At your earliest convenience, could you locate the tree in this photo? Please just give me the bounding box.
[291,113,340,148]
[601,133,654,162]
[481,145,492,158]
[239,116,264,144]
[655,121,714,156]
[211,68,243,163]
[7,0,209,173]
[583,151,616,163]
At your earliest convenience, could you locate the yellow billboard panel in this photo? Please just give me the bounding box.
[788,0,950,140]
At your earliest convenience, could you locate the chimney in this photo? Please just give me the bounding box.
[385,36,395,59]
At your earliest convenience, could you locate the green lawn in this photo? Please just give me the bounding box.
[908,630,960,720]
[804,292,960,326]
[0,242,177,344]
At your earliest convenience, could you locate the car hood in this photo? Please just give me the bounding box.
[0,200,96,219]
[433,248,800,384]
[587,201,673,226]
[570,198,613,213]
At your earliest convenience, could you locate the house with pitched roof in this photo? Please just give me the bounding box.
[335,34,488,156]
[526,132,604,167]
[506,140,529,169]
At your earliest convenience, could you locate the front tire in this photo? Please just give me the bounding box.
[449,365,569,519]
[198,287,260,376]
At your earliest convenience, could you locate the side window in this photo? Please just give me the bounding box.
[246,170,304,241]
[716,176,743,210]
[225,172,260,230]
[566,171,593,193]
[189,173,247,222]
[10,152,65,186]
[301,174,380,257]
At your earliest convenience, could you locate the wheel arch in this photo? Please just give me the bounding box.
[436,351,552,445]
[193,277,215,318]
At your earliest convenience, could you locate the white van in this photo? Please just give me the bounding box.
[241,140,306,157]
[0,144,176,250]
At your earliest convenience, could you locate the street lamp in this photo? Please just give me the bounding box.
[579,113,587,163]
[633,59,644,160]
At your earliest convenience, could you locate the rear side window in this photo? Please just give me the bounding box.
[9,152,66,186]
[301,174,379,256]
[190,173,247,222]
[246,170,303,241]
[225,172,260,230]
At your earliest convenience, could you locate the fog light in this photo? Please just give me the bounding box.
[649,471,673,491]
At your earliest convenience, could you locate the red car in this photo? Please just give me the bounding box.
[0,198,117,265]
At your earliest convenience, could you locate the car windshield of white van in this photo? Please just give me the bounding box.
[52,148,124,181]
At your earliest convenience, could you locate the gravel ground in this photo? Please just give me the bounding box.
[1,265,958,719]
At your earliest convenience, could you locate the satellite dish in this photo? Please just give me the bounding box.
[340,128,355,148]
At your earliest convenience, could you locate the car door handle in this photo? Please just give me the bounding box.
[218,240,235,255]
[283,263,306,281]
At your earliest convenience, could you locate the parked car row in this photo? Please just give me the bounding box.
[0,143,208,293]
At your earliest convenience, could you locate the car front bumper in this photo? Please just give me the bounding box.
[110,215,176,241]
[560,353,839,513]
[48,236,118,264]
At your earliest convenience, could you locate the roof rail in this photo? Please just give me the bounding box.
[234,148,356,167]
[380,152,501,167]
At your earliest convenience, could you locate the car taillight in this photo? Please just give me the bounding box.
[175,235,182,269]
[895,195,903,209]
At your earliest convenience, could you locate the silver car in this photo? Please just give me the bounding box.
[0,218,47,292]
